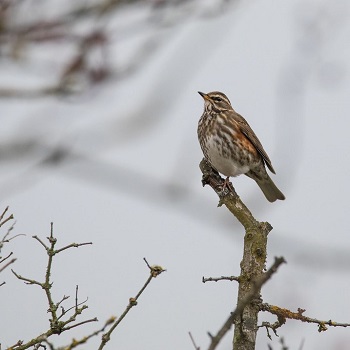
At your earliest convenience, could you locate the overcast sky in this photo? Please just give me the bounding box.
[1,0,350,349]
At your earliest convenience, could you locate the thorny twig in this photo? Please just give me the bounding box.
[97,258,165,350]
[9,223,95,350]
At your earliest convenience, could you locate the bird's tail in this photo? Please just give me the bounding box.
[254,174,285,202]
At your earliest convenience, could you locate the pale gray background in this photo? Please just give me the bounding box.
[1,0,350,349]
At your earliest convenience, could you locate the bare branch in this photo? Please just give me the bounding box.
[259,319,285,340]
[9,224,96,349]
[189,331,200,350]
[261,304,350,332]
[206,257,286,350]
[200,158,276,350]
[0,207,14,228]
[0,251,13,264]
[60,316,115,350]
[62,317,98,332]
[202,275,240,283]
[32,235,49,250]
[11,269,42,286]
[0,257,16,273]
[98,259,166,350]
[55,242,93,254]
[58,295,88,321]
[0,206,9,222]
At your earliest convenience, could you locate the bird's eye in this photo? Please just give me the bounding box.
[213,97,222,102]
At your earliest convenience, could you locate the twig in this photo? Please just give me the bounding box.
[0,211,18,278]
[4,233,25,242]
[207,257,286,350]
[75,285,79,311]
[0,256,16,273]
[6,340,24,349]
[0,251,15,264]
[10,223,95,349]
[60,317,116,350]
[55,241,93,254]
[261,304,350,332]
[41,339,54,350]
[56,295,70,309]
[189,331,200,350]
[0,207,14,228]
[98,258,165,350]
[62,317,98,332]
[32,235,49,250]
[11,270,42,286]
[259,318,284,340]
[0,206,10,222]
[202,275,240,283]
[58,293,88,320]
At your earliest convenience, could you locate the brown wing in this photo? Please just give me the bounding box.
[233,112,276,174]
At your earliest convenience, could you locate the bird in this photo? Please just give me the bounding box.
[197,91,285,202]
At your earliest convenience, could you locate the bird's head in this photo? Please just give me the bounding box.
[198,91,232,113]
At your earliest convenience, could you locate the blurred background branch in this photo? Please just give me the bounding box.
[1,0,350,349]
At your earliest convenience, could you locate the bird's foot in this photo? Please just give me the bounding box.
[221,177,234,195]
[217,177,234,207]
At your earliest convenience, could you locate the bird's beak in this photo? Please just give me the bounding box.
[198,91,210,101]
